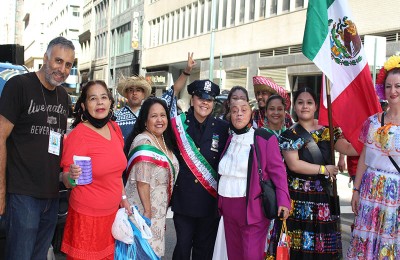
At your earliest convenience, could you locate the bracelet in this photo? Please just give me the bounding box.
[352,187,360,193]
[182,71,191,76]
[320,165,325,175]
[122,195,127,200]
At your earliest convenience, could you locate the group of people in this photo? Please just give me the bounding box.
[0,35,399,260]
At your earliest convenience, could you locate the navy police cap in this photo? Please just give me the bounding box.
[187,80,220,100]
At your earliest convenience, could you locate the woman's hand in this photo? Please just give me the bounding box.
[120,198,132,215]
[62,164,81,189]
[337,154,346,173]
[351,191,360,216]
[277,206,290,220]
[325,165,339,178]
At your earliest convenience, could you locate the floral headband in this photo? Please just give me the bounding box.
[375,55,400,100]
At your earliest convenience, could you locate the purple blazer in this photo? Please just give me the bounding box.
[219,129,291,225]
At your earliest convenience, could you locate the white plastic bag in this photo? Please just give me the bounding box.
[131,206,152,240]
[212,216,228,260]
[112,208,134,244]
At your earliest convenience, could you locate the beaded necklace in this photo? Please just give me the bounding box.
[148,130,168,156]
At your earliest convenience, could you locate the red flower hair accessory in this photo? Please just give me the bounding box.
[375,55,400,100]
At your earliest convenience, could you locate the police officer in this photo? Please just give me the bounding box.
[171,79,229,260]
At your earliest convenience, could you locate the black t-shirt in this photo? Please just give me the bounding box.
[0,72,69,198]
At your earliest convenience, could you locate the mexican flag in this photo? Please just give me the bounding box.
[302,0,381,153]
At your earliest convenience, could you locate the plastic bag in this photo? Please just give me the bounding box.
[112,208,134,244]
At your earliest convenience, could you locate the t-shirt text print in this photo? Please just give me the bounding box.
[27,99,67,136]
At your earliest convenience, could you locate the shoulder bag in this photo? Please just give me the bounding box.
[293,124,340,216]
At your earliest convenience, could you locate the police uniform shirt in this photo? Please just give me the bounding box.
[171,110,229,218]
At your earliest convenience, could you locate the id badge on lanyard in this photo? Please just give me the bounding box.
[48,130,61,156]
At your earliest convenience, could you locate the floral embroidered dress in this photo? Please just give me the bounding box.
[279,126,342,260]
[347,113,400,259]
[125,134,179,257]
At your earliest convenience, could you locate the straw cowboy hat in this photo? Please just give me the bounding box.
[253,75,291,110]
[117,75,152,99]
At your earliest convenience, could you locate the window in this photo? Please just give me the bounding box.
[295,0,304,9]
[176,11,180,39]
[282,0,290,12]
[120,0,129,13]
[116,23,132,55]
[225,69,248,89]
[222,0,227,27]
[239,0,245,23]
[72,6,80,17]
[249,0,255,20]
[132,0,140,6]
[270,0,277,15]
[214,0,219,28]
[182,7,186,38]
[207,0,212,31]
[199,2,204,33]
[112,0,118,17]
[259,0,266,18]
[194,3,198,35]
[230,0,236,25]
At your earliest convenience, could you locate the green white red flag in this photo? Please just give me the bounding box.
[302,0,381,153]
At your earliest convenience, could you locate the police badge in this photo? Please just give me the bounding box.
[211,134,219,152]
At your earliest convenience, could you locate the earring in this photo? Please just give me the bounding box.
[81,113,88,123]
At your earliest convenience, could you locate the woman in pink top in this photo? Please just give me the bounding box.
[60,80,130,259]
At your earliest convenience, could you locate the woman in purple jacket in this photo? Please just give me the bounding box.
[217,99,291,260]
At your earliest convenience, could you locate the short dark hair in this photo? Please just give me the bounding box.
[124,97,177,156]
[46,37,75,57]
[72,80,115,128]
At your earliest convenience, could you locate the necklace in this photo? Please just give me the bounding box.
[149,130,168,156]
[40,82,60,130]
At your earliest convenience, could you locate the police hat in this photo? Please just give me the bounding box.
[187,80,220,100]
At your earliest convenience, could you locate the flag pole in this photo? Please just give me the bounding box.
[325,75,340,217]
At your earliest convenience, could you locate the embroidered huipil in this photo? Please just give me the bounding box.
[218,128,254,197]
[115,106,140,139]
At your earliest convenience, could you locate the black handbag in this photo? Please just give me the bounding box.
[254,131,278,219]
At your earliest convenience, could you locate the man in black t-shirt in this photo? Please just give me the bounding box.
[0,37,75,260]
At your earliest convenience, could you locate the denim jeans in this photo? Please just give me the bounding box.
[5,193,59,260]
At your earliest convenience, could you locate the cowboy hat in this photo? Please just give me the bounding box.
[117,75,152,99]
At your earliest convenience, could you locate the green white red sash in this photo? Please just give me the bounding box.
[127,144,176,202]
[171,113,218,198]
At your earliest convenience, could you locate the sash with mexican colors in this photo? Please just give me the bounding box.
[127,144,176,203]
[171,113,218,198]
